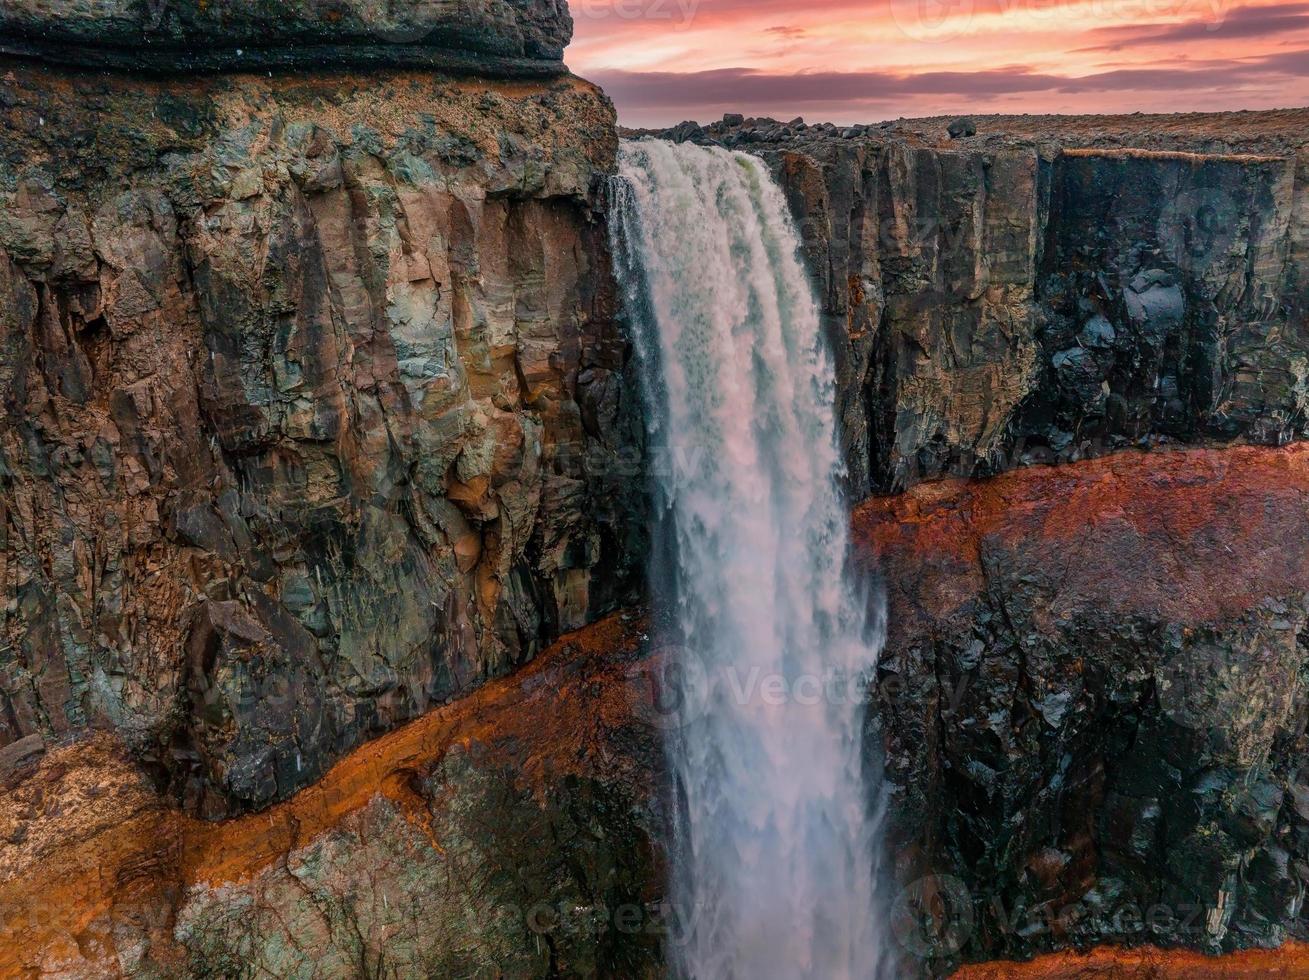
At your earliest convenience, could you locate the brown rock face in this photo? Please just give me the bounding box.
[0,66,644,818]
[856,444,1309,972]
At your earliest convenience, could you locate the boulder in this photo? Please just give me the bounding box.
[948,116,978,138]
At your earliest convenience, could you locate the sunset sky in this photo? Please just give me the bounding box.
[567,0,1309,125]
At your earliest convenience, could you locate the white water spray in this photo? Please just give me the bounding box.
[610,139,889,979]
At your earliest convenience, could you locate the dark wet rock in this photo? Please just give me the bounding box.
[667,120,706,143]
[857,445,1309,973]
[717,133,1309,497]
[0,0,573,75]
[1079,314,1117,349]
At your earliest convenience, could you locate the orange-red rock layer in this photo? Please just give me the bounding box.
[0,612,654,978]
[953,941,1309,977]
[853,442,1309,626]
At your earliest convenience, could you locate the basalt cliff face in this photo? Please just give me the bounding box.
[659,114,1309,498]
[7,4,1309,975]
[0,56,644,820]
[860,445,1309,972]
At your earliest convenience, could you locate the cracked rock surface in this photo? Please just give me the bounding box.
[0,65,644,818]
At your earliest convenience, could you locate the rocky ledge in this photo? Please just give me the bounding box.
[0,612,668,977]
[0,0,574,75]
[860,443,1309,973]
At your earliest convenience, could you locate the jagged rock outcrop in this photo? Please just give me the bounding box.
[857,444,1309,974]
[0,0,573,74]
[0,63,644,818]
[651,115,1309,497]
[0,613,669,977]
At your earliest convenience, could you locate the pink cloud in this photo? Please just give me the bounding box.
[567,0,1309,124]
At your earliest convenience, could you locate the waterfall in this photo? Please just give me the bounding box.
[609,139,889,979]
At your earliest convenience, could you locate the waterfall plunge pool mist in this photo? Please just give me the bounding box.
[608,139,892,980]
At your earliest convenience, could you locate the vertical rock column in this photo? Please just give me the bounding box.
[0,5,643,817]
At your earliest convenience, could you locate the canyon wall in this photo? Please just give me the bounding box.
[0,6,667,974]
[5,6,1309,973]
[657,115,1309,972]
[0,54,645,820]
[666,117,1309,497]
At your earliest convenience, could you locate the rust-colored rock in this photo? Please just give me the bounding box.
[0,612,667,977]
[953,941,1309,977]
[857,444,1309,971]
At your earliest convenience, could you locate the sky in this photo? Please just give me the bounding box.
[566,0,1309,125]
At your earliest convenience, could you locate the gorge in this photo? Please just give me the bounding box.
[610,139,887,978]
[3,2,1309,978]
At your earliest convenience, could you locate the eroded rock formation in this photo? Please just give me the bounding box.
[0,613,668,977]
[857,444,1309,972]
[0,63,644,818]
[656,115,1309,497]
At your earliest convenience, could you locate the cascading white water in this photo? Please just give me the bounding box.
[609,139,889,979]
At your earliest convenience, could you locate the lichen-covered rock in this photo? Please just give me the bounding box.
[0,66,644,817]
[0,0,573,74]
[856,444,1309,974]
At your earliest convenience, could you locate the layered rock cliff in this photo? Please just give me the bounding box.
[7,4,1309,974]
[657,115,1309,497]
[0,59,644,819]
[860,445,1309,972]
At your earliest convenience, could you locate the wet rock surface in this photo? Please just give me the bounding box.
[856,444,1309,974]
[0,0,573,75]
[644,113,1309,497]
[0,65,644,818]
